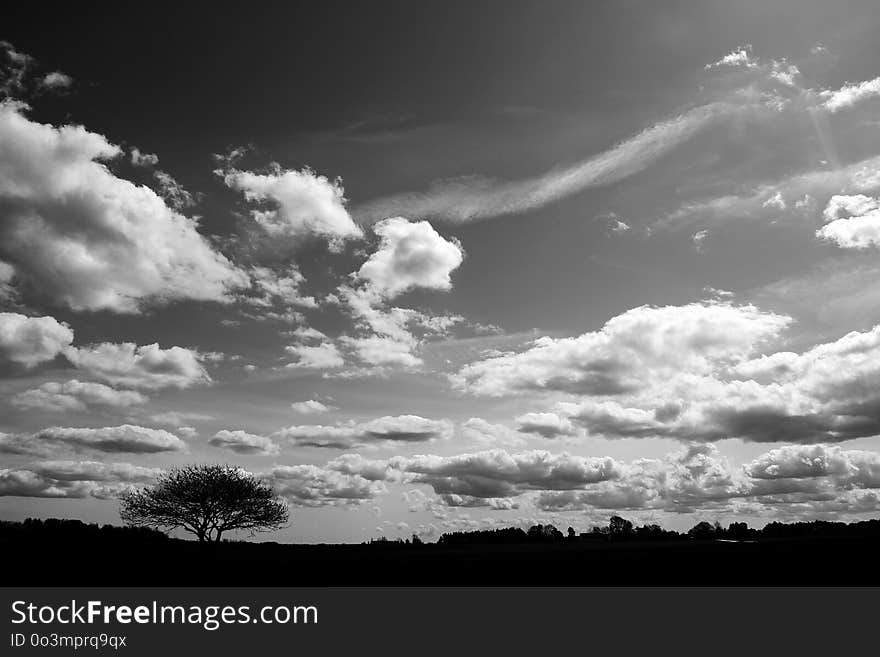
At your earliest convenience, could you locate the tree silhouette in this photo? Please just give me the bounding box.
[609,515,633,538]
[119,464,288,542]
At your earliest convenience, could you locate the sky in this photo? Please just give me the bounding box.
[3,0,880,542]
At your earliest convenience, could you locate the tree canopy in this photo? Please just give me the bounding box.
[119,464,288,542]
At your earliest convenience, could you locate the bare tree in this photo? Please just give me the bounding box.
[119,464,288,542]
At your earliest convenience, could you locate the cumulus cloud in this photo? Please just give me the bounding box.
[277,415,453,449]
[35,424,186,453]
[209,430,279,456]
[704,46,758,70]
[354,102,735,224]
[391,449,624,503]
[243,265,317,310]
[817,194,880,249]
[0,41,33,97]
[454,302,789,396]
[0,460,158,499]
[0,102,248,312]
[744,444,880,487]
[219,164,362,244]
[291,400,331,414]
[284,342,345,369]
[66,343,210,390]
[515,412,577,438]
[453,299,880,445]
[331,217,464,369]
[38,71,73,91]
[820,76,880,113]
[130,147,159,167]
[356,217,464,298]
[11,380,147,412]
[266,464,386,506]
[0,312,73,367]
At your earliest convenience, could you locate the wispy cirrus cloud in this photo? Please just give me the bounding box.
[354,102,737,224]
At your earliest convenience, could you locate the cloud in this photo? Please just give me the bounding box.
[354,102,735,224]
[0,102,248,312]
[277,415,453,449]
[219,164,362,244]
[209,429,279,456]
[356,217,464,298]
[291,400,331,414]
[0,460,159,499]
[744,444,880,487]
[453,298,880,444]
[459,417,526,447]
[11,380,147,412]
[331,218,464,369]
[35,424,186,453]
[515,412,577,438]
[30,460,160,483]
[535,443,740,512]
[67,343,210,390]
[820,76,880,113]
[0,432,50,457]
[704,45,758,70]
[243,266,317,310]
[392,449,624,502]
[0,312,73,367]
[454,302,789,396]
[0,41,33,97]
[284,342,345,369]
[555,322,880,444]
[38,71,73,91]
[266,464,387,506]
[817,194,880,249]
[130,147,159,167]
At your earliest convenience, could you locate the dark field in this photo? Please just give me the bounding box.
[4,518,880,586]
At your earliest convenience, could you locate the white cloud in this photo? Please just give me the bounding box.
[515,412,577,438]
[219,164,362,244]
[704,46,757,70]
[266,464,387,506]
[355,102,735,224]
[459,418,526,447]
[35,424,186,453]
[38,71,73,91]
[277,415,453,449]
[209,429,279,456]
[67,342,210,390]
[391,449,625,502]
[0,460,159,499]
[291,399,331,414]
[356,217,464,298]
[820,77,880,113]
[0,102,248,312]
[130,147,159,167]
[0,312,73,367]
[243,265,317,310]
[454,302,789,396]
[284,341,345,369]
[339,334,421,368]
[817,194,880,249]
[744,444,880,487]
[11,380,147,412]
[332,218,464,369]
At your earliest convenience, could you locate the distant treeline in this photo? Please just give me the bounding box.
[0,517,169,542]
[427,516,880,546]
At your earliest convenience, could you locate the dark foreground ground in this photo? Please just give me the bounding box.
[4,520,880,585]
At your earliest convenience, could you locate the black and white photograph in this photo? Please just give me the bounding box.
[2,1,880,648]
